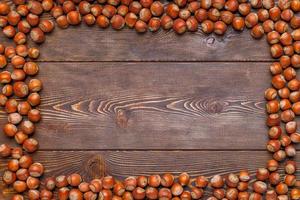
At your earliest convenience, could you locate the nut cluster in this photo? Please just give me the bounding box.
[0,0,300,199]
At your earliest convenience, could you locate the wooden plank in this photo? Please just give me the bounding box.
[0,25,271,62]
[0,62,271,150]
[0,151,299,199]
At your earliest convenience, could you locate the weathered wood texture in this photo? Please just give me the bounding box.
[1,151,299,199]
[0,26,271,62]
[0,62,272,150]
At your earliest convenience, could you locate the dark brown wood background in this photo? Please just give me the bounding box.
[0,16,299,198]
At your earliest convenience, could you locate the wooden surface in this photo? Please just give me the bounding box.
[0,22,299,198]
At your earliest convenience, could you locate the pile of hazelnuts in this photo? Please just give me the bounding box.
[0,0,299,199]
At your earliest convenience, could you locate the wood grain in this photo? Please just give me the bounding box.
[1,151,299,199]
[0,26,272,62]
[0,62,271,150]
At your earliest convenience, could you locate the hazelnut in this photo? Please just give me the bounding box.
[56,15,69,29]
[27,14,39,27]
[19,155,33,168]
[275,21,288,33]
[210,174,224,188]
[178,172,190,186]
[117,5,128,16]
[225,0,239,12]
[11,55,26,68]
[291,188,300,200]
[69,189,83,200]
[268,126,281,139]
[3,25,16,38]
[161,173,174,187]
[145,187,158,199]
[124,176,137,191]
[13,81,29,98]
[135,20,147,33]
[213,188,225,199]
[290,132,300,143]
[30,28,45,43]
[225,173,239,188]
[266,100,279,113]
[132,187,145,199]
[7,159,19,173]
[232,17,245,31]
[171,183,183,196]
[270,44,283,58]
[3,170,16,185]
[150,1,163,16]
[263,19,274,33]
[264,88,277,101]
[62,1,76,13]
[0,2,10,15]
[13,180,27,193]
[28,92,41,107]
[280,98,292,111]
[190,187,203,199]
[103,176,115,189]
[226,188,238,200]
[267,140,281,152]
[51,6,64,18]
[26,176,40,189]
[13,32,26,45]
[251,25,264,39]
[158,188,172,199]
[58,187,70,200]
[56,175,69,188]
[44,177,56,191]
[266,190,278,200]
[271,74,286,89]
[166,3,180,19]
[3,123,18,137]
[28,162,44,177]
[201,20,214,34]
[214,20,227,35]
[68,173,82,187]
[23,138,38,153]
[195,175,209,188]
[273,150,286,161]
[148,175,161,187]
[148,17,161,32]
[67,11,82,25]
[28,190,40,200]
[161,15,173,30]
[96,15,110,28]
[276,183,288,195]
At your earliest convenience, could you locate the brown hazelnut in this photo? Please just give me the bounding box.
[3,170,16,185]
[19,155,33,168]
[135,20,147,33]
[148,17,161,32]
[132,187,145,199]
[68,173,82,187]
[171,183,183,196]
[28,162,44,177]
[276,183,288,195]
[23,138,39,152]
[161,15,173,30]
[96,15,110,28]
[214,20,227,35]
[161,173,174,187]
[13,180,27,193]
[210,174,224,188]
[178,172,190,186]
[201,20,214,34]
[26,176,40,189]
[0,2,10,15]
[56,175,69,188]
[166,3,179,19]
[67,11,82,25]
[103,176,115,189]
